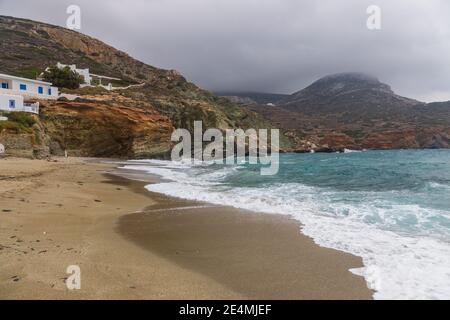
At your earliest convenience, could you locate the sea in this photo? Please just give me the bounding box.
[122,149,450,299]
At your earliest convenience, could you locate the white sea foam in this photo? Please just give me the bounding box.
[344,148,362,153]
[122,159,450,300]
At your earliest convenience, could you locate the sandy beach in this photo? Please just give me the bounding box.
[0,157,372,299]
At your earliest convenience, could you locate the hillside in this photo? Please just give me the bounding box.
[215,92,289,105]
[0,15,276,158]
[249,73,450,151]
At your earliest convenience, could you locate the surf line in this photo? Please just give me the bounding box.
[134,205,222,214]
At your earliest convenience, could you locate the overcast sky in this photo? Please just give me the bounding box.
[1,0,450,102]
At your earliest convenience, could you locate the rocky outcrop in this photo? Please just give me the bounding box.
[0,115,50,158]
[0,133,36,158]
[39,93,174,158]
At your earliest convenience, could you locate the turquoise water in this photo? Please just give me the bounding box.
[222,150,450,241]
[124,149,450,299]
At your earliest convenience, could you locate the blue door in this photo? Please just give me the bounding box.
[38,86,44,94]
[9,100,15,108]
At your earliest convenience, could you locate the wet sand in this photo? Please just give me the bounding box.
[117,179,373,300]
[0,157,373,299]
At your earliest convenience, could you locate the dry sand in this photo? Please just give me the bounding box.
[0,157,373,299]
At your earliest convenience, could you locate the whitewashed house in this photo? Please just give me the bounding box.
[0,73,59,114]
[56,62,92,85]
[0,94,40,114]
[54,62,124,89]
[0,73,59,100]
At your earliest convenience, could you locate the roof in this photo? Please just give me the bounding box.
[0,73,53,85]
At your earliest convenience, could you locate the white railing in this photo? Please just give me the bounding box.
[23,102,40,114]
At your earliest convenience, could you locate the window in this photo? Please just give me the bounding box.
[9,100,15,108]
[1,82,8,89]
[48,88,52,95]
[38,86,44,94]
[19,84,27,91]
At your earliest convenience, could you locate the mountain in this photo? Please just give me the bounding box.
[249,73,450,151]
[279,73,420,112]
[215,91,289,105]
[0,16,276,158]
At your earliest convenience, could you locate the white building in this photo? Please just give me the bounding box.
[0,94,39,114]
[0,73,58,115]
[0,73,59,100]
[55,62,126,89]
[56,62,92,85]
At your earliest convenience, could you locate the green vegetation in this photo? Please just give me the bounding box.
[0,111,36,133]
[42,66,83,89]
[13,66,42,79]
[60,85,108,95]
[0,120,22,133]
[7,112,36,127]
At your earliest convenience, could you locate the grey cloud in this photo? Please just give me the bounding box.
[1,0,450,102]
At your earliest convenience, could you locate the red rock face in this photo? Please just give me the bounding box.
[40,94,174,158]
[360,131,420,149]
[282,128,450,152]
[319,133,357,150]
[360,129,450,150]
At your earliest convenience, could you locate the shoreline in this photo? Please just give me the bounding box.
[0,157,373,299]
[111,166,374,299]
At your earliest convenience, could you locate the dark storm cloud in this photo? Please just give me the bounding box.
[1,0,450,102]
